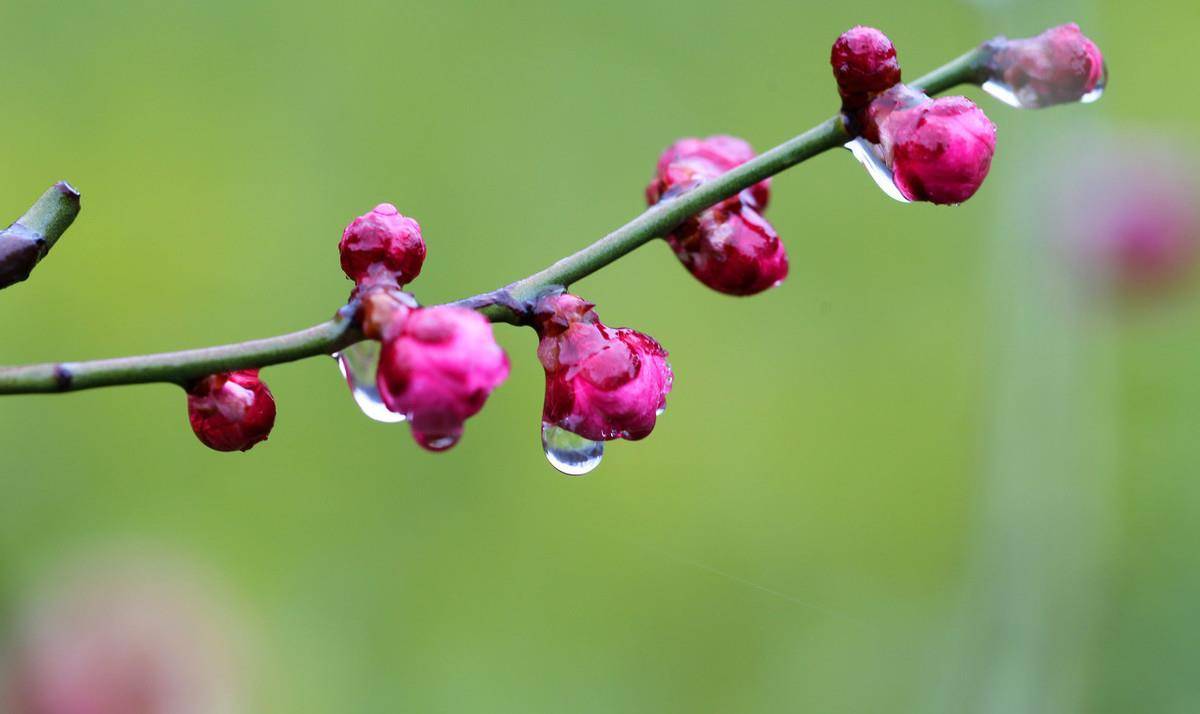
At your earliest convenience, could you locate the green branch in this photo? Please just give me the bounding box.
[0,44,994,395]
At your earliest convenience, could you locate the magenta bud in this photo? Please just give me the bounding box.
[647,136,787,294]
[186,369,276,452]
[339,203,426,287]
[2,559,241,714]
[667,204,788,295]
[868,89,997,205]
[988,23,1106,108]
[1057,141,1199,297]
[647,135,771,211]
[376,305,510,451]
[831,26,902,110]
[534,294,673,442]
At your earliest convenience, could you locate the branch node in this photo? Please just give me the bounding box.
[53,364,75,391]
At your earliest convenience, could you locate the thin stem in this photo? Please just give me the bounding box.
[469,116,848,324]
[908,46,991,95]
[0,43,993,395]
[0,314,362,393]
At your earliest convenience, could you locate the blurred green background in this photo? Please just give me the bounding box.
[1,0,1197,711]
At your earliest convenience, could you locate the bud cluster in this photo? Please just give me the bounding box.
[831,26,997,205]
[340,205,509,452]
[646,136,788,295]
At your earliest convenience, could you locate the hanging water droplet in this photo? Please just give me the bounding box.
[983,67,1108,108]
[980,79,1023,108]
[333,341,405,423]
[416,431,460,451]
[1080,64,1108,104]
[845,138,910,204]
[655,405,667,417]
[541,423,603,476]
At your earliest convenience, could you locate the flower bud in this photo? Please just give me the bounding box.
[868,88,997,205]
[988,23,1105,108]
[1055,140,1198,297]
[647,135,771,211]
[667,203,788,295]
[1,557,241,714]
[831,26,902,110]
[376,306,510,451]
[534,294,673,442]
[186,369,276,452]
[647,136,787,294]
[339,203,426,287]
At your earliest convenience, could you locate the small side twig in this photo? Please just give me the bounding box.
[0,182,81,290]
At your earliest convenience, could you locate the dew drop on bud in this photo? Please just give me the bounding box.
[333,341,406,423]
[845,138,910,204]
[415,431,460,451]
[980,79,1023,108]
[1080,66,1108,104]
[979,79,1027,108]
[981,64,1108,108]
[541,423,604,476]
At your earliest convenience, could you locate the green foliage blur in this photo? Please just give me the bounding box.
[1,0,1197,711]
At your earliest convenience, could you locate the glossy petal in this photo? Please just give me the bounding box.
[187,370,276,452]
[376,306,510,451]
[338,203,426,286]
[535,294,673,442]
[831,26,902,110]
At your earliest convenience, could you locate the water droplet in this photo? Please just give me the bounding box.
[980,79,1023,108]
[845,138,910,204]
[333,341,405,423]
[983,65,1108,108]
[1080,64,1107,104]
[655,405,667,416]
[416,431,460,451]
[541,423,604,476]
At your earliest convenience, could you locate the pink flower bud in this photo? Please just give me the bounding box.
[1055,140,1198,297]
[868,88,997,205]
[647,135,770,211]
[534,294,673,442]
[376,306,510,451]
[339,203,426,287]
[989,23,1105,108]
[830,26,902,110]
[647,136,787,294]
[667,203,788,295]
[2,556,241,714]
[186,369,276,452]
